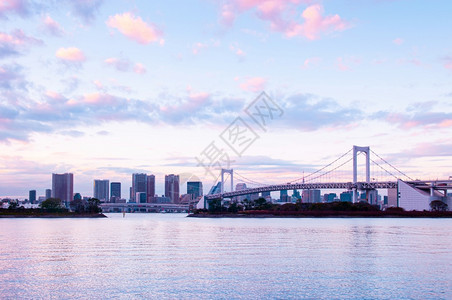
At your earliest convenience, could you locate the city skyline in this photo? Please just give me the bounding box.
[1,1,452,198]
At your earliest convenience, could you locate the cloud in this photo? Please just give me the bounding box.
[106,12,163,44]
[0,0,28,18]
[230,44,246,60]
[219,1,350,40]
[444,56,452,70]
[279,93,360,131]
[372,109,452,130]
[302,57,321,69]
[192,39,220,55]
[0,29,42,57]
[55,47,86,62]
[104,57,147,74]
[393,37,404,45]
[240,77,267,92]
[42,15,64,36]
[0,63,27,91]
[133,63,146,74]
[68,0,103,24]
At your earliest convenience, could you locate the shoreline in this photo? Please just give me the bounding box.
[188,211,452,218]
[0,212,107,218]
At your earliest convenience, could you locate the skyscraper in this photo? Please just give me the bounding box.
[29,190,36,204]
[45,189,51,200]
[52,173,73,207]
[132,173,147,202]
[187,181,203,200]
[94,179,109,202]
[147,175,155,202]
[165,174,180,203]
[110,182,121,202]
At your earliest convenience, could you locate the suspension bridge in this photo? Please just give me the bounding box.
[204,145,452,205]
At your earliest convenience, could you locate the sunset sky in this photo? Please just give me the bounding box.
[1,0,452,199]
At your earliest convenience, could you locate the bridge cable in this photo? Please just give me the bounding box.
[234,172,267,186]
[288,148,353,183]
[370,150,414,181]
[305,156,354,183]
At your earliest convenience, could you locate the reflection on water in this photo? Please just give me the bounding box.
[0,214,451,299]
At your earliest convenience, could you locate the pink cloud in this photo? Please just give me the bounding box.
[302,56,320,68]
[42,15,64,36]
[192,40,220,55]
[220,1,349,40]
[444,56,452,70]
[56,47,86,62]
[230,44,246,60]
[240,77,267,92]
[393,37,404,45]
[336,57,349,71]
[438,119,452,128]
[133,63,146,74]
[286,5,349,40]
[106,12,163,44]
[0,0,27,17]
[104,57,130,71]
[0,29,42,56]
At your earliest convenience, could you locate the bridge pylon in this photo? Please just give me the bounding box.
[353,145,370,203]
[221,168,233,194]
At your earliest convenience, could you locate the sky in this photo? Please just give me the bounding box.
[1,0,452,199]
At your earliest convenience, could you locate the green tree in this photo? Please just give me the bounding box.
[8,201,18,210]
[430,200,448,212]
[86,198,102,213]
[70,199,85,213]
[40,198,64,212]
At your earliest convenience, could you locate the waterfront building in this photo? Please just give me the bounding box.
[302,189,321,203]
[292,189,301,200]
[73,193,82,200]
[280,189,288,202]
[165,174,180,203]
[111,182,121,202]
[52,173,73,206]
[132,173,147,202]
[187,181,203,200]
[323,193,337,203]
[209,182,222,195]
[136,192,147,204]
[147,175,155,202]
[29,190,36,204]
[94,179,109,202]
[45,189,51,200]
[340,191,353,202]
[235,183,247,202]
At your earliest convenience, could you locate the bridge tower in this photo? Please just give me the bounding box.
[352,146,370,203]
[221,169,233,194]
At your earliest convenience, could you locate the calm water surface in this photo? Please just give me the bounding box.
[0,214,451,299]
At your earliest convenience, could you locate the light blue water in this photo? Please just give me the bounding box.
[0,214,451,299]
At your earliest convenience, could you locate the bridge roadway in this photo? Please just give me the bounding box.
[205,181,399,200]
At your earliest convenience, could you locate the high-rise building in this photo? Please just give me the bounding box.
[132,173,147,202]
[111,182,121,202]
[280,189,288,202]
[235,183,247,202]
[94,179,109,202]
[29,190,36,204]
[52,173,73,206]
[73,193,82,200]
[136,192,147,203]
[147,175,155,202]
[165,174,180,203]
[187,181,203,200]
[45,189,51,200]
[302,189,321,203]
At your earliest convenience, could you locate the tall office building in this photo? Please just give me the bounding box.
[187,181,203,200]
[132,173,147,202]
[147,175,155,202]
[165,174,180,203]
[94,179,109,202]
[235,183,247,202]
[29,190,36,204]
[45,189,51,200]
[110,182,121,202]
[52,173,73,206]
